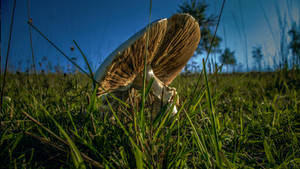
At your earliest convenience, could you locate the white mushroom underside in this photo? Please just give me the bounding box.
[133,65,178,114]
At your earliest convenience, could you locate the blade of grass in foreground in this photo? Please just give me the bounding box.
[73,40,94,77]
[73,40,96,87]
[21,112,66,144]
[67,110,78,134]
[43,109,86,169]
[192,0,226,97]
[152,105,171,142]
[69,130,115,168]
[263,138,275,165]
[22,111,104,168]
[140,0,153,138]
[27,93,86,168]
[202,58,222,168]
[87,85,99,116]
[105,96,144,169]
[183,109,211,168]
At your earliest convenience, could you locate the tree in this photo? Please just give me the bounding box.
[288,23,300,67]
[178,0,222,56]
[252,46,264,71]
[220,48,236,72]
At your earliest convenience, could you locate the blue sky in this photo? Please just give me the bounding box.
[1,0,300,72]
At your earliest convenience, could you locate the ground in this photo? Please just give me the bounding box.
[0,70,299,168]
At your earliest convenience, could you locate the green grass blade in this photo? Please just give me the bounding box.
[22,111,66,144]
[152,107,171,142]
[169,99,188,129]
[67,110,78,134]
[183,109,211,167]
[73,40,96,87]
[43,109,86,169]
[10,134,23,154]
[88,86,98,115]
[202,59,222,168]
[105,95,144,169]
[140,0,153,137]
[264,138,275,165]
[145,77,154,98]
[70,130,115,168]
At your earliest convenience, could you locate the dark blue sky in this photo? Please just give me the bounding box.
[2,0,300,72]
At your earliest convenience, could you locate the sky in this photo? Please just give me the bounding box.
[1,0,300,72]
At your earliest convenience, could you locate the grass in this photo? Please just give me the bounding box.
[1,68,299,168]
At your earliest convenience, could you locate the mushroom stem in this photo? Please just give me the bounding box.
[134,66,178,114]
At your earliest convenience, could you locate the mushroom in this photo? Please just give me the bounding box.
[95,13,200,116]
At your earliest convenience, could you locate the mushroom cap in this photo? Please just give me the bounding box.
[151,13,201,85]
[95,18,168,96]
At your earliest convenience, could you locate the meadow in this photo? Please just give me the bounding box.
[0,68,299,168]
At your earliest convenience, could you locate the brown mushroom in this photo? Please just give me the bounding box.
[95,13,200,115]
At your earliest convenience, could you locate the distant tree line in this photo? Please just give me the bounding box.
[179,0,300,73]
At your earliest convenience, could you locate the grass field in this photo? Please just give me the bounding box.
[0,69,299,168]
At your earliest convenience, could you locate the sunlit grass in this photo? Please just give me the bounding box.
[1,69,299,168]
